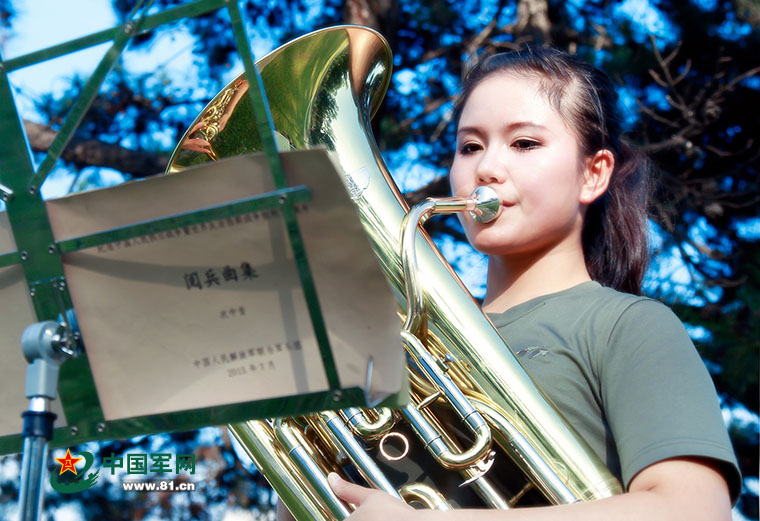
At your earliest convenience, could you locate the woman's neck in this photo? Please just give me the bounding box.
[481,242,592,314]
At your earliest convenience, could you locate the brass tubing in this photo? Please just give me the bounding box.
[407,371,581,504]
[463,471,511,510]
[401,403,447,455]
[402,331,492,468]
[427,196,476,214]
[401,401,490,471]
[398,483,452,510]
[399,189,500,336]
[229,421,334,521]
[342,407,395,439]
[398,404,508,508]
[318,411,403,500]
[471,399,585,504]
[291,418,334,472]
[273,419,352,518]
[509,483,535,508]
[400,200,435,335]
[407,352,621,504]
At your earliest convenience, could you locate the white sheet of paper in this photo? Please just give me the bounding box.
[45,149,402,421]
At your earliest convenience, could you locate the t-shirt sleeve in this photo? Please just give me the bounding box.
[598,298,741,501]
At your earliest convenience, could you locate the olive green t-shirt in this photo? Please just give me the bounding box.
[488,281,740,501]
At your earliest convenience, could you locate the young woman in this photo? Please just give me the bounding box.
[326,47,740,520]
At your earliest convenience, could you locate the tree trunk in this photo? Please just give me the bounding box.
[342,0,399,50]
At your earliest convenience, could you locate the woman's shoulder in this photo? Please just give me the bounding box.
[542,281,689,345]
[544,281,669,319]
[489,281,683,337]
[591,283,684,329]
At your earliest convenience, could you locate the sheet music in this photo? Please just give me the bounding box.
[45,149,402,421]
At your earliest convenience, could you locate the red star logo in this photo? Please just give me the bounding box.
[54,449,83,476]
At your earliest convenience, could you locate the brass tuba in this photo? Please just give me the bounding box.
[167,25,622,520]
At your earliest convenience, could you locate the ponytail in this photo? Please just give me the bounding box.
[582,141,652,294]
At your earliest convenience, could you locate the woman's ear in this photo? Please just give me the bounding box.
[580,149,614,204]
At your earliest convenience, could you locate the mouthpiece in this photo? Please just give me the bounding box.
[420,187,501,222]
[468,186,501,223]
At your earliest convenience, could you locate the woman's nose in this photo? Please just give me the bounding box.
[476,146,507,185]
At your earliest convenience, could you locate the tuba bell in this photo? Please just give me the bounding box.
[167,25,622,520]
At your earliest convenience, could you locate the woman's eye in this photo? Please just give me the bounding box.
[512,139,540,151]
[459,142,481,155]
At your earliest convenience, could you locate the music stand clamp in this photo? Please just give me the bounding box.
[18,320,72,521]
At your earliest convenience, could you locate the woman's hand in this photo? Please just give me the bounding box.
[325,458,730,521]
[328,473,420,521]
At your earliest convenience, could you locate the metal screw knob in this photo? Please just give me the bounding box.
[436,353,456,372]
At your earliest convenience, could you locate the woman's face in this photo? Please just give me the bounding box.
[450,73,593,258]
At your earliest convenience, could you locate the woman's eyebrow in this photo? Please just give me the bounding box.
[457,121,548,136]
[457,125,484,136]
[504,121,548,132]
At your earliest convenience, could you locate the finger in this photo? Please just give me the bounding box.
[328,473,375,506]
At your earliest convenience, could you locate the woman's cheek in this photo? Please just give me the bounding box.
[449,155,480,193]
[448,169,468,197]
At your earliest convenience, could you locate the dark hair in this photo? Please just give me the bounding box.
[454,47,652,295]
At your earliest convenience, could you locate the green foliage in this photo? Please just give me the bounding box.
[0,0,13,28]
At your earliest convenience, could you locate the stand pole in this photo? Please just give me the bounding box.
[18,321,70,521]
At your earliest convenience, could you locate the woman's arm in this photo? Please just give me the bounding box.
[328,457,731,521]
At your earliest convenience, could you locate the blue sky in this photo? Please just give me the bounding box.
[4,1,117,107]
